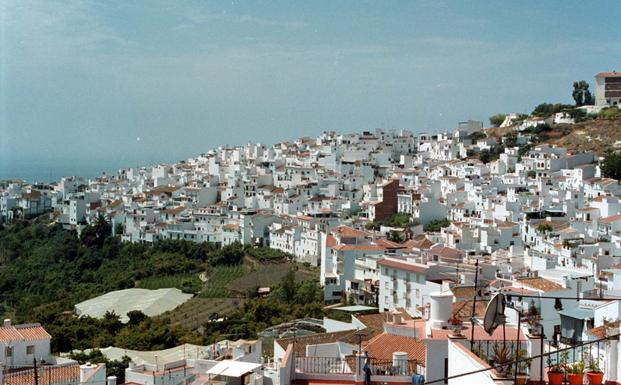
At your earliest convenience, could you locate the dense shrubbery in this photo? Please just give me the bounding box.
[245,246,293,262]
[470,131,487,141]
[423,218,451,232]
[45,310,198,353]
[601,149,621,180]
[478,144,505,163]
[0,222,253,322]
[202,268,324,342]
[598,106,621,120]
[0,221,325,355]
[531,103,574,117]
[365,213,416,230]
[70,349,131,383]
[489,114,506,127]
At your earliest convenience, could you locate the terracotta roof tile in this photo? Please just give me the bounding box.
[332,226,370,238]
[377,258,428,274]
[516,277,564,292]
[0,323,51,342]
[363,333,426,366]
[4,364,80,385]
[600,214,621,224]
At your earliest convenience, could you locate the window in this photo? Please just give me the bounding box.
[5,347,12,357]
[27,345,35,355]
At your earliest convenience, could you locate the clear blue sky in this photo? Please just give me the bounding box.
[1,1,621,178]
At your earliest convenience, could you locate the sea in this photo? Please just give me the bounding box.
[0,154,184,183]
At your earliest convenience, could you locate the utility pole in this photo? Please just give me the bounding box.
[33,358,39,385]
[469,258,479,349]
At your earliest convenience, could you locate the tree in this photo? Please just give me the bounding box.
[70,350,131,383]
[479,149,491,163]
[80,215,112,248]
[536,223,553,234]
[281,267,296,303]
[601,149,621,180]
[101,311,123,334]
[565,107,587,122]
[531,103,573,117]
[572,80,593,106]
[503,133,518,148]
[387,230,404,243]
[127,310,147,326]
[489,114,506,127]
[424,218,451,232]
[470,131,487,141]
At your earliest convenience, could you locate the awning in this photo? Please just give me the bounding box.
[206,360,261,378]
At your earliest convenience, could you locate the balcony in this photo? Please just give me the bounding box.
[282,341,424,385]
[448,332,613,385]
[294,356,422,377]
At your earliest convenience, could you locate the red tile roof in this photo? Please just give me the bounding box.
[597,72,621,78]
[374,239,405,249]
[515,277,564,292]
[402,237,434,250]
[451,300,489,321]
[332,226,370,238]
[600,213,621,224]
[355,313,391,331]
[377,258,428,274]
[363,333,426,366]
[429,246,464,260]
[0,323,51,342]
[4,364,79,385]
[332,244,385,252]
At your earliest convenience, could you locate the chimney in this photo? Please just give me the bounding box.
[80,363,97,383]
[429,291,453,329]
[107,376,117,385]
[392,311,403,325]
[3,319,10,328]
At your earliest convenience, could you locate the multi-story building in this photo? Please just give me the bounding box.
[595,71,621,106]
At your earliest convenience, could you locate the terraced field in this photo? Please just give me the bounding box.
[157,297,244,330]
[137,273,201,291]
[199,264,247,298]
[227,262,315,295]
[157,259,317,331]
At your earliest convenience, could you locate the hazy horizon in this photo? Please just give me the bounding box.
[2,0,621,181]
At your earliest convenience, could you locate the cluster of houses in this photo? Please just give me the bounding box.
[2,73,621,384]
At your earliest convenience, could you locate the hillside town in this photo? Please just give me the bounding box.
[1,73,621,385]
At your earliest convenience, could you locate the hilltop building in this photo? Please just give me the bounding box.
[595,71,621,106]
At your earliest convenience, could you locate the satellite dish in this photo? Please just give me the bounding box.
[483,293,506,335]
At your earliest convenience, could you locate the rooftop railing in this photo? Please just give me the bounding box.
[294,356,422,377]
